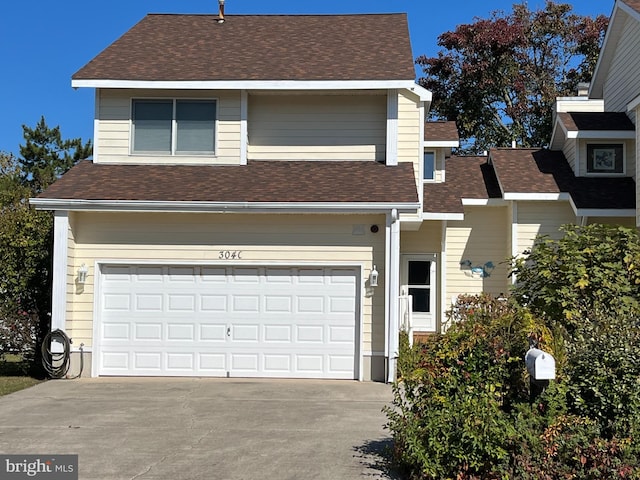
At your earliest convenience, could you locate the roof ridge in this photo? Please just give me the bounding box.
[144,12,408,17]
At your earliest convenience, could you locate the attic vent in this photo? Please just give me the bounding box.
[217,0,225,23]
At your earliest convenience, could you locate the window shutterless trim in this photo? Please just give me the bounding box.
[130,97,218,156]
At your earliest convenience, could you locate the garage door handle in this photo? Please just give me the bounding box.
[227,327,231,337]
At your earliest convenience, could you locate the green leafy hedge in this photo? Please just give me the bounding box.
[387,294,640,478]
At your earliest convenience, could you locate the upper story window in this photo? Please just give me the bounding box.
[424,151,435,181]
[132,99,217,155]
[586,143,624,174]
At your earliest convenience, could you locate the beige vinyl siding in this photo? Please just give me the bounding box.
[578,139,635,179]
[66,212,386,355]
[400,221,442,253]
[398,90,422,183]
[248,94,386,161]
[95,89,241,165]
[445,206,510,305]
[603,17,640,113]
[515,201,576,255]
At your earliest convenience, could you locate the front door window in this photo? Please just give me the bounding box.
[402,255,436,331]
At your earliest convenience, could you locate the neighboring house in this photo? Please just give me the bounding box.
[31,0,639,382]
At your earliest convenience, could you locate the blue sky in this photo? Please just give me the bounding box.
[0,0,614,155]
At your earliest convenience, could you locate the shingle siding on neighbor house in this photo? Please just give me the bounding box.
[603,16,640,114]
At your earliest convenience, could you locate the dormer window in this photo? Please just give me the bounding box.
[424,151,435,180]
[586,143,624,174]
[132,99,217,155]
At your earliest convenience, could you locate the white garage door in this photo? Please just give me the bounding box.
[97,265,358,379]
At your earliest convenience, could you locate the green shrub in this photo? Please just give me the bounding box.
[511,224,640,335]
[386,293,640,479]
[385,294,552,479]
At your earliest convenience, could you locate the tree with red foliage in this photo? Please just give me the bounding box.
[417,1,608,153]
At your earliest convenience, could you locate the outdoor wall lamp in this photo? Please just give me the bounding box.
[77,264,88,285]
[369,265,379,287]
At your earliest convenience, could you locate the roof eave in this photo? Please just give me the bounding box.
[29,198,420,214]
[573,207,636,217]
[71,79,433,101]
[571,130,636,139]
[424,141,459,148]
[503,193,570,201]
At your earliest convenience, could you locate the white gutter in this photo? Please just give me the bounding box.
[72,79,433,101]
[503,193,571,201]
[29,198,420,214]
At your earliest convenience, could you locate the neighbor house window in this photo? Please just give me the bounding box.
[132,99,216,155]
[424,151,435,180]
[587,143,624,174]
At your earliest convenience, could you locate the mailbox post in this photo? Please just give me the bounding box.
[525,347,556,401]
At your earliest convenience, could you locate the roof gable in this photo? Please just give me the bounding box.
[590,1,640,98]
[73,14,416,82]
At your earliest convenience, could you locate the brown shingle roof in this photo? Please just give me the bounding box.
[73,14,416,82]
[423,156,501,213]
[490,148,635,210]
[38,160,418,204]
[424,121,459,142]
[557,112,635,131]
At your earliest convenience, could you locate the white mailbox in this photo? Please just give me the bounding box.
[525,348,556,380]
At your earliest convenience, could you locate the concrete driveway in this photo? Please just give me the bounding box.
[0,378,397,479]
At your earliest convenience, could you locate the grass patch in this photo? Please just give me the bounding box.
[0,354,44,396]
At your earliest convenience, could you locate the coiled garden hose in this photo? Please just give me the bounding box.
[41,329,84,379]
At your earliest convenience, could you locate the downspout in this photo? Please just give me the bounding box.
[386,208,400,383]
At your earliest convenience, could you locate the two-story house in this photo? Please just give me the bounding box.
[32,8,431,382]
[32,0,640,382]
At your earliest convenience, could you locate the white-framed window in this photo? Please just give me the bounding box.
[423,151,436,181]
[401,254,437,331]
[586,143,624,174]
[131,99,217,155]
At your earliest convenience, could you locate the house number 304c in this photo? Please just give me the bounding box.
[219,250,242,260]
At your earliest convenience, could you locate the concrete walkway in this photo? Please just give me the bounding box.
[0,378,398,479]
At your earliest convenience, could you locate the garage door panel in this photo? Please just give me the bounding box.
[264,325,292,342]
[98,265,358,378]
[200,324,227,341]
[103,293,131,311]
[136,294,163,311]
[200,295,227,311]
[167,294,196,311]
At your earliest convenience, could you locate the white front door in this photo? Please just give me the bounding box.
[96,265,359,379]
[401,255,436,331]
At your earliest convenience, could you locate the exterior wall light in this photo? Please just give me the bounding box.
[369,265,379,287]
[77,264,88,285]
